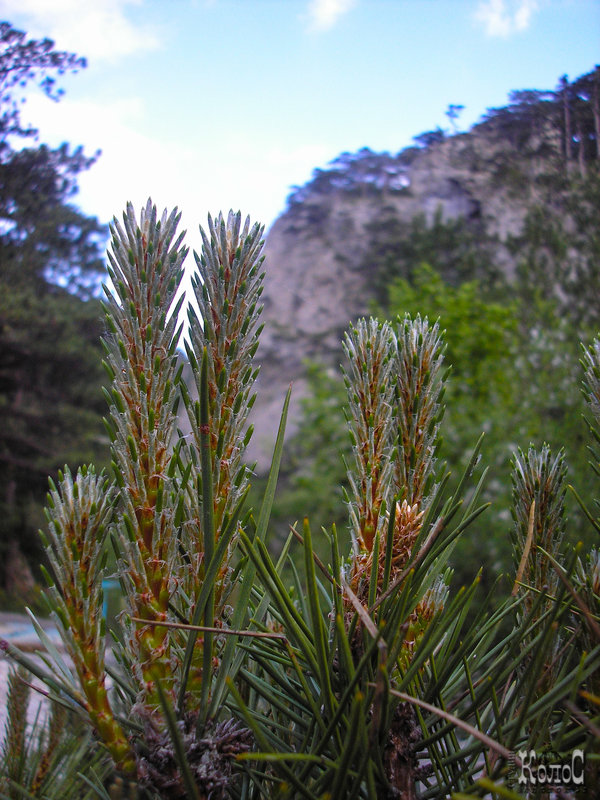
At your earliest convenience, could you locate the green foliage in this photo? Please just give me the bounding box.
[287,147,410,207]
[0,665,111,798]
[342,318,397,559]
[364,209,498,303]
[386,262,517,403]
[0,283,108,578]
[386,262,598,588]
[2,200,273,798]
[412,127,446,147]
[233,312,598,798]
[275,242,598,591]
[0,22,108,592]
[264,360,349,554]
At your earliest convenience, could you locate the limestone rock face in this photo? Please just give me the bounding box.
[248,198,377,469]
[247,132,536,470]
[246,124,546,470]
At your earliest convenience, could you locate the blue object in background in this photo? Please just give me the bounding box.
[102,579,121,620]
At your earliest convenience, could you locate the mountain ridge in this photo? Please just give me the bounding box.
[246,68,600,469]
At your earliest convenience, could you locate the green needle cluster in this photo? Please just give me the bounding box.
[41,465,135,775]
[102,200,187,707]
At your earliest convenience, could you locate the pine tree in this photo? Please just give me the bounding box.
[0,22,107,594]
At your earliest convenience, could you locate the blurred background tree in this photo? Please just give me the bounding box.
[0,22,108,601]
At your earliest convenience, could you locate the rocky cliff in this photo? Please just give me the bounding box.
[248,141,537,469]
[244,69,600,470]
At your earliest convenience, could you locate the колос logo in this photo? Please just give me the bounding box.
[515,749,585,789]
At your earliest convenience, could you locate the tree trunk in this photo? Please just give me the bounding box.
[4,539,34,597]
[592,67,600,160]
[561,76,573,174]
[384,702,420,799]
[576,117,587,178]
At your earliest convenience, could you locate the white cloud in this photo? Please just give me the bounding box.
[0,0,160,62]
[22,90,328,252]
[306,0,357,32]
[475,0,540,37]
[23,92,181,218]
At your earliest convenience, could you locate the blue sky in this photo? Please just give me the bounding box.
[0,0,598,252]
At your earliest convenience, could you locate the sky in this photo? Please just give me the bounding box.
[0,0,598,256]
